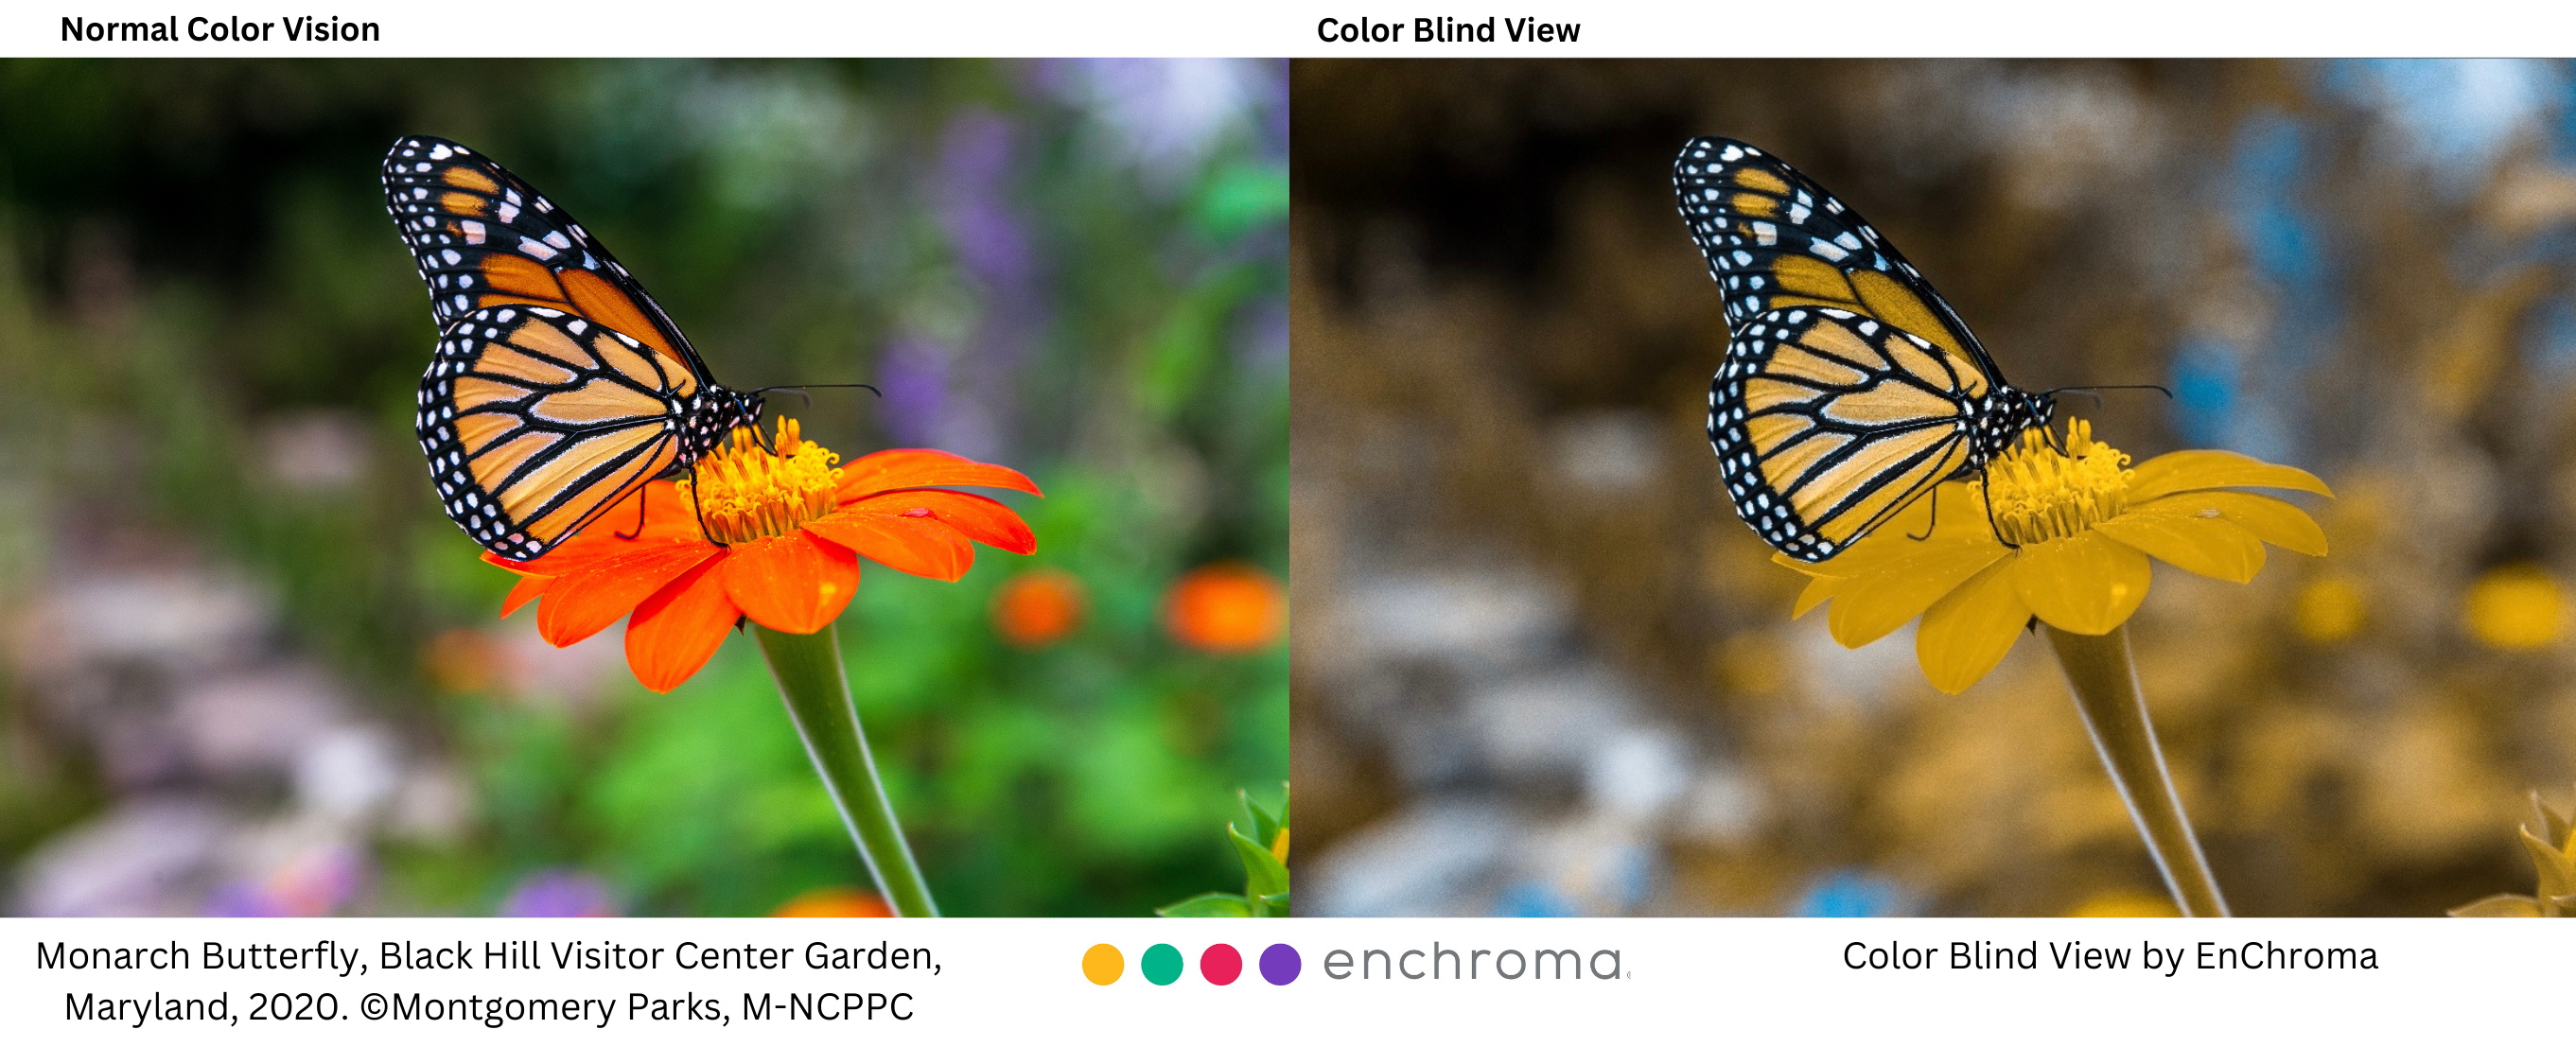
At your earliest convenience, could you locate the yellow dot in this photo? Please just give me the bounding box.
[1081,943,1123,986]
[2064,890,2181,917]
[2293,575,2366,644]
[2463,564,2566,651]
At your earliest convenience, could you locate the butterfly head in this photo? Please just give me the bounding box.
[1965,387,2057,467]
[679,385,767,463]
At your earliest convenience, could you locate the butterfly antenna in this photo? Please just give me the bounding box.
[2042,383,2174,400]
[751,382,883,398]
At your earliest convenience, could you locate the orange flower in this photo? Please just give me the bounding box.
[487,419,1040,692]
[992,567,1086,647]
[1165,562,1286,653]
[423,627,500,693]
[769,886,894,917]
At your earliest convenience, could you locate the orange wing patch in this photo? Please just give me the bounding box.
[440,166,500,193]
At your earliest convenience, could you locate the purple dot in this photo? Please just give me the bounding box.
[1259,944,1300,986]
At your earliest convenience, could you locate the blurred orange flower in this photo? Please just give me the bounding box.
[769,886,894,917]
[1165,562,1286,653]
[991,567,1086,647]
[488,419,1039,692]
[1784,421,2331,693]
[424,627,500,693]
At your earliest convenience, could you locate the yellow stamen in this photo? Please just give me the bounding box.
[1978,419,2131,546]
[680,418,842,545]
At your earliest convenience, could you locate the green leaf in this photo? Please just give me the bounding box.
[1158,892,1253,918]
[1255,890,1289,918]
[1236,789,1280,851]
[1230,824,1290,901]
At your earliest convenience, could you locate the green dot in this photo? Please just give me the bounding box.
[1141,943,1183,986]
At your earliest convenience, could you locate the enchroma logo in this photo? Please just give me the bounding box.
[1083,943,1300,986]
[1319,942,1624,981]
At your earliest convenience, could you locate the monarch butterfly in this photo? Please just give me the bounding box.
[1674,136,2056,563]
[382,135,763,562]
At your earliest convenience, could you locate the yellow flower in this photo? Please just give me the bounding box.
[2448,786,2574,917]
[1781,421,2331,693]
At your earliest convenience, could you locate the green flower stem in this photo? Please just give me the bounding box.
[755,622,938,917]
[2044,623,2229,917]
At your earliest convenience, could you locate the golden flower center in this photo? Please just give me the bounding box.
[1978,418,2132,547]
[681,418,842,545]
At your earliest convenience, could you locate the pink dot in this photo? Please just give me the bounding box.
[1200,943,1243,986]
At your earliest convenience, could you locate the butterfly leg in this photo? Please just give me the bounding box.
[612,481,649,540]
[688,466,716,545]
[1979,463,2019,550]
[1907,484,1939,541]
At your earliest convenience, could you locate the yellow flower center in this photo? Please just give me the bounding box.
[1977,419,2132,546]
[680,418,842,545]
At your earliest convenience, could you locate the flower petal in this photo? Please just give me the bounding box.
[2094,511,2268,584]
[802,511,973,582]
[837,448,1041,501]
[2009,532,2152,636]
[2137,490,2329,557]
[721,532,861,635]
[1791,574,1841,619]
[1918,557,2031,694]
[482,550,546,577]
[2127,449,2332,503]
[1826,541,2010,648]
[535,539,723,647]
[624,556,739,694]
[504,483,704,576]
[500,572,551,619]
[844,489,1036,554]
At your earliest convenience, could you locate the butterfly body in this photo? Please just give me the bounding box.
[1675,137,2054,562]
[383,135,763,561]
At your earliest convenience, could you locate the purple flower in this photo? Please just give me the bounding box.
[499,870,620,917]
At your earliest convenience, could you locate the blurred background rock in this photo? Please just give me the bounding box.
[1290,59,2576,916]
[0,58,1288,916]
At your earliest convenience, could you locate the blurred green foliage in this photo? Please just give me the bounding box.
[0,58,1287,916]
[1157,786,1289,917]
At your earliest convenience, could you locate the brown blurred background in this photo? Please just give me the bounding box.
[1289,59,2576,916]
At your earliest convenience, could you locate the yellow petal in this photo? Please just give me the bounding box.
[2094,509,2268,584]
[2008,532,2152,635]
[1771,550,1825,575]
[1792,574,1840,619]
[2128,449,2334,503]
[2447,894,2548,917]
[2529,827,2576,901]
[2137,490,2328,556]
[1826,541,2011,648]
[1917,557,2031,694]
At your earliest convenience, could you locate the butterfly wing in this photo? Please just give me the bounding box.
[1711,306,1983,561]
[419,305,695,561]
[1674,136,2005,383]
[381,135,710,384]
[1678,137,2019,561]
